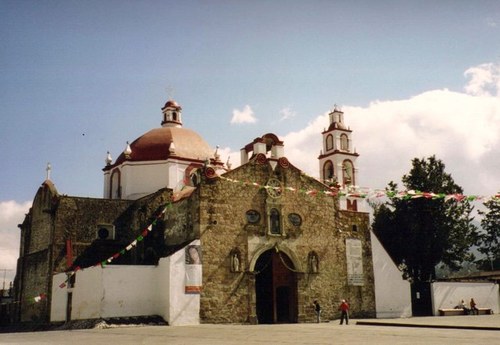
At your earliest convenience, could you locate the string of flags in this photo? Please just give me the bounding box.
[30,200,173,304]
[62,204,170,285]
[30,174,499,303]
[218,176,500,202]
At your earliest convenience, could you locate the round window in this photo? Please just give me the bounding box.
[288,213,302,226]
[97,227,110,239]
[246,210,261,224]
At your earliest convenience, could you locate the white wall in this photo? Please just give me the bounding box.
[371,231,412,318]
[51,273,68,322]
[121,161,170,199]
[163,244,201,326]
[118,160,190,200]
[50,242,200,325]
[431,282,499,315]
[100,265,158,318]
[72,267,104,319]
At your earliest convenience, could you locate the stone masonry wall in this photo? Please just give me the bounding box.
[198,159,375,324]
[16,186,172,324]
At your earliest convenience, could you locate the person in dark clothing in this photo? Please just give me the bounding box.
[470,298,479,315]
[313,300,321,323]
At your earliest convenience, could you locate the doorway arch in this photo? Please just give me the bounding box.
[254,249,298,324]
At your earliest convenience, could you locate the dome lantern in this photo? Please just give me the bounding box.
[161,99,183,128]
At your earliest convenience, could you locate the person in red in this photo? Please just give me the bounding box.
[339,299,349,325]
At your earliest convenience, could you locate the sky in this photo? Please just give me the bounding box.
[1,0,500,287]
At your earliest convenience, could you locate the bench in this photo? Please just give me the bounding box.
[438,308,492,316]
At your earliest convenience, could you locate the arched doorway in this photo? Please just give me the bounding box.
[255,249,298,324]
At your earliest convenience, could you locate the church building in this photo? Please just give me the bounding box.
[14,99,376,325]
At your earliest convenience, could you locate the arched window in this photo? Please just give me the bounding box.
[172,111,177,121]
[343,160,354,185]
[340,134,349,151]
[270,208,281,234]
[326,134,334,151]
[323,161,334,181]
[110,169,121,199]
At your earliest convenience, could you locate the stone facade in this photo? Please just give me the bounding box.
[14,99,375,325]
[15,155,375,325]
[195,155,375,324]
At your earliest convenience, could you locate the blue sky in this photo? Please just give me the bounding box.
[1,0,500,285]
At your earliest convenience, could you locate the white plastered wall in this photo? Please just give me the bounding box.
[120,161,169,199]
[51,242,200,325]
[161,241,201,325]
[431,282,499,315]
[117,160,190,200]
[371,230,412,318]
[51,273,68,321]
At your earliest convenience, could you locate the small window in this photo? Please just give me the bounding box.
[246,210,260,224]
[110,169,121,199]
[96,224,115,240]
[326,134,334,151]
[270,208,281,234]
[323,161,334,180]
[98,227,110,239]
[340,134,349,151]
[288,213,302,226]
[343,160,353,185]
[352,225,358,232]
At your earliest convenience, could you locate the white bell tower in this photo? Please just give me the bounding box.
[318,106,359,211]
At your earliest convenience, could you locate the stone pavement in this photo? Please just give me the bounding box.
[0,314,499,345]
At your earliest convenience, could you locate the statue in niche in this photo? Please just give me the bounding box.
[309,252,319,273]
[231,251,240,272]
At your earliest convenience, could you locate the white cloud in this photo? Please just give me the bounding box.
[0,200,31,286]
[279,107,296,121]
[464,63,500,97]
[269,63,500,198]
[230,105,257,124]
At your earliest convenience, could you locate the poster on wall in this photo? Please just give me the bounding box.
[346,238,364,286]
[185,244,202,294]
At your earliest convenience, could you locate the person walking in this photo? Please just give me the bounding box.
[339,299,349,325]
[313,300,321,323]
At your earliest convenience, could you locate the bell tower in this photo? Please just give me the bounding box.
[318,106,359,211]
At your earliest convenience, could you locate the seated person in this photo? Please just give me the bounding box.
[470,298,479,315]
[460,300,470,315]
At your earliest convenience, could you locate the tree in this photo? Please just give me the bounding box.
[476,197,500,270]
[372,156,479,282]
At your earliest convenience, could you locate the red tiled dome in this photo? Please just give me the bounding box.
[108,126,213,168]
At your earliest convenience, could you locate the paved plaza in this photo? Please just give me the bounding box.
[1,315,499,345]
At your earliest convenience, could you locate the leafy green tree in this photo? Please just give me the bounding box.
[372,156,479,282]
[476,197,500,270]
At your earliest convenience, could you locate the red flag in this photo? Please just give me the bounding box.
[66,239,73,268]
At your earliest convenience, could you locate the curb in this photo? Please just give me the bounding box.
[356,321,500,331]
